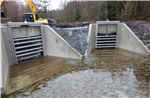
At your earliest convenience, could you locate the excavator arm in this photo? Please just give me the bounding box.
[0,0,4,11]
[0,0,4,6]
[24,0,38,12]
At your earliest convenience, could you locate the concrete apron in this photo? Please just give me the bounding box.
[0,25,82,94]
[84,23,150,58]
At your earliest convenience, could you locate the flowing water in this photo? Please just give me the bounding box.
[2,48,150,98]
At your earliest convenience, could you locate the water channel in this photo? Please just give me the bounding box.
[2,48,150,98]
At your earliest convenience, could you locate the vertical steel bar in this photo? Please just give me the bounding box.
[95,21,98,49]
[7,23,17,64]
[39,23,44,56]
[9,24,18,64]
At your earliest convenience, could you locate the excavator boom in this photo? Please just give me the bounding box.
[24,0,38,12]
[1,0,4,6]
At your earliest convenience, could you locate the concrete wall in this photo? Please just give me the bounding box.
[0,26,2,94]
[1,25,82,66]
[116,23,149,55]
[85,23,150,57]
[1,27,14,66]
[0,25,82,93]
[0,30,9,94]
[84,24,95,57]
[42,25,82,59]
[1,22,149,94]
[12,26,40,38]
[97,24,117,33]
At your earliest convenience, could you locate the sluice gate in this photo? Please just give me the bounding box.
[95,21,120,48]
[1,22,82,93]
[7,22,44,64]
[85,21,149,58]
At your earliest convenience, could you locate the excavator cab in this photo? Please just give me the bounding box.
[23,12,48,24]
[23,12,38,22]
[1,11,7,18]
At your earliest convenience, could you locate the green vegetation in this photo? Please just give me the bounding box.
[107,1,117,20]
[97,2,106,20]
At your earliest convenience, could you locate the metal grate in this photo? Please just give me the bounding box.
[97,33,117,48]
[95,21,120,49]
[7,22,44,64]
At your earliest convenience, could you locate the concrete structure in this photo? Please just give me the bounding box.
[2,24,82,65]
[84,24,95,58]
[116,23,149,55]
[1,22,150,94]
[42,25,82,59]
[85,23,150,57]
[1,24,82,93]
[0,30,9,93]
[95,21,120,49]
[7,22,44,64]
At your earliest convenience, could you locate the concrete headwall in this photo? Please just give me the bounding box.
[42,25,82,59]
[97,24,117,33]
[84,24,95,57]
[12,26,41,38]
[0,26,14,65]
[0,30,9,94]
[0,25,82,93]
[0,27,2,94]
[1,25,82,66]
[116,23,149,55]
[85,23,150,57]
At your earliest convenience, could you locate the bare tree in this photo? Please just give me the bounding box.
[1,1,31,22]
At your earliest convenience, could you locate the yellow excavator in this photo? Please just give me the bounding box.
[23,0,48,24]
[1,0,48,24]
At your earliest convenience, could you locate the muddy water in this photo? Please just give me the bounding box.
[4,56,77,97]
[3,48,150,98]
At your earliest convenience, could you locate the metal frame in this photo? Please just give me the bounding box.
[7,22,43,64]
[95,21,120,49]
